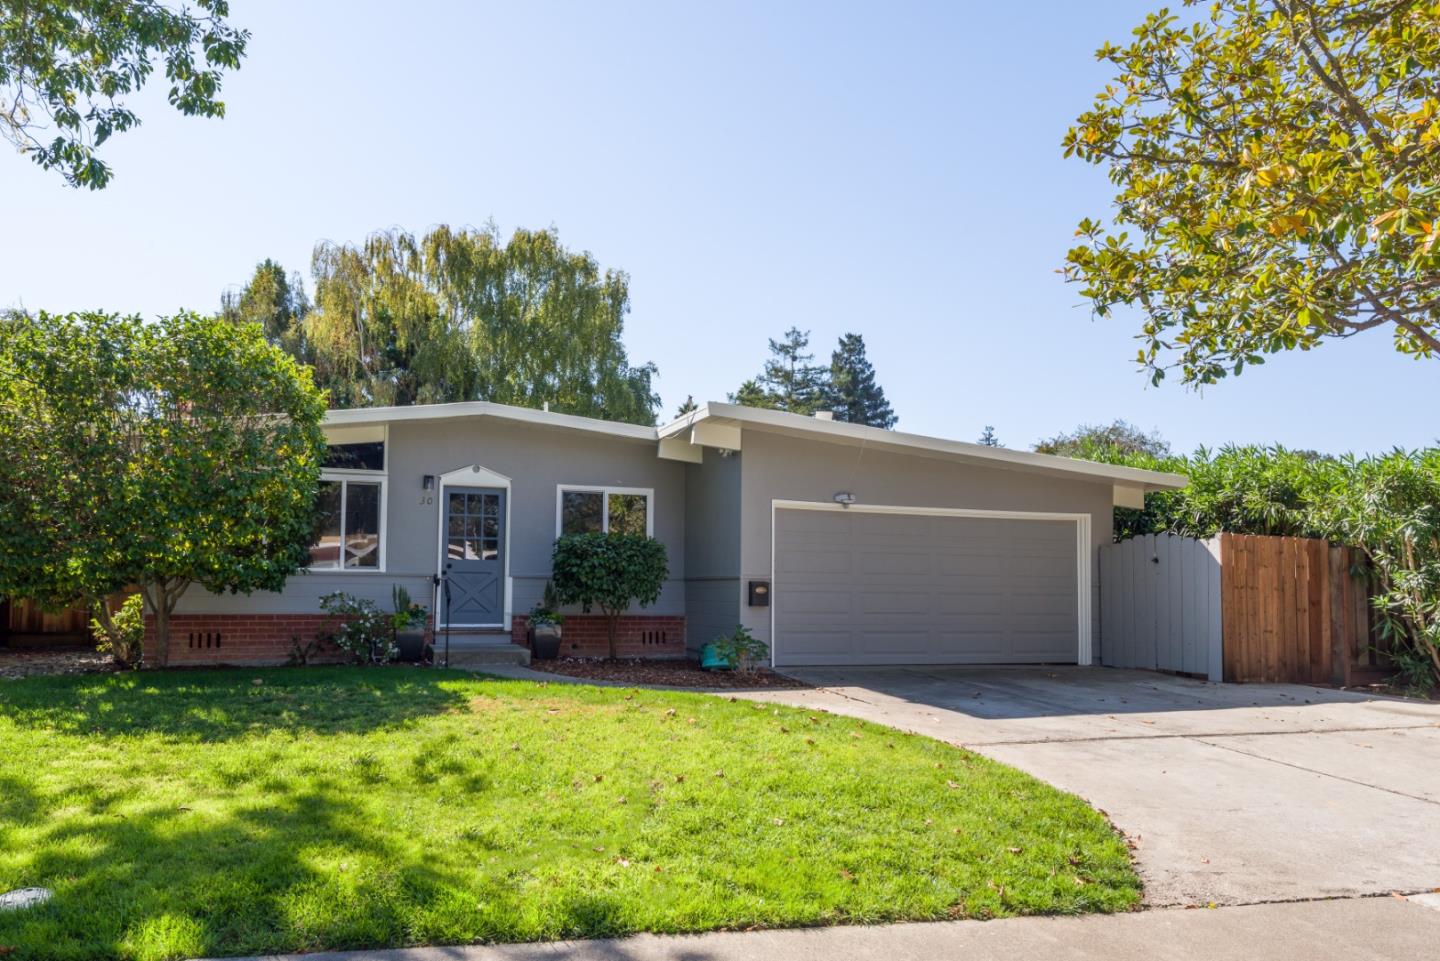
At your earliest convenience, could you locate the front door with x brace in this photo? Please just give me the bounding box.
[442,486,506,626]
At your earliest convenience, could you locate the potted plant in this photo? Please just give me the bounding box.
[391,585,429,663]
[527,581,565,660]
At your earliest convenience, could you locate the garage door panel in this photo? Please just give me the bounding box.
[775,509,1079,666]
[857,630,930,655]
[777,550,853,576]
[782,588,854,614]
[858,551,934,576]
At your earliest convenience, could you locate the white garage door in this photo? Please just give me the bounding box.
[773,506,1083,666]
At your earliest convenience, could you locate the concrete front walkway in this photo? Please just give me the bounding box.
[737,666,1440,907]
[220,896,1440,961]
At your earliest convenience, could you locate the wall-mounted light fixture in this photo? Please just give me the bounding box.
[833,491,857,507]
[422,474,436,491]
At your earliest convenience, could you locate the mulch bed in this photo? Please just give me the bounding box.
[0,647,117,680]
[528,657,809,689]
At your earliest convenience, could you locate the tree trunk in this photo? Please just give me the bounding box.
[143,578,190,669]
[604,605,619,661]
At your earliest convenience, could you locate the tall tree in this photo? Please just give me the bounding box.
[674,395,698,417]
[0,310,326,665]
[977,426,1002,448]
[1065,0,1440,385]
[295,224,659,424]
[222,259,312,362]
[730,328,829,414]
[825,333,896,428]
[1,0,249,189]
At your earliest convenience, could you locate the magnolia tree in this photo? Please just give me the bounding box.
[550,533,668,660]
[0,310,327,666]
[1065,0,1440,384]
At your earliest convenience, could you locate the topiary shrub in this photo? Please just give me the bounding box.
[550,533,668,660]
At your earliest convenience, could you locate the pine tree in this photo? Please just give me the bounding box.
[731,327,830,414]
[978,426,1002,447]
[825,332,896,428]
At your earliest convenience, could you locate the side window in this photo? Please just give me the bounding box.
[557,487,652,536]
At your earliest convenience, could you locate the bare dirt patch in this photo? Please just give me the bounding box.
[0,648,116,680]
[528,657,809,690]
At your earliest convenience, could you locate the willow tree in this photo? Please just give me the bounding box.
[1065,0,1440,385]
[303,224,660,424]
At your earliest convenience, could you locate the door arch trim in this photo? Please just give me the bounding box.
[435,465,513,628]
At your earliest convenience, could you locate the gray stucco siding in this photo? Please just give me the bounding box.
[176,415,687,620]
[736,430,1114,653]
[681,451,743,650]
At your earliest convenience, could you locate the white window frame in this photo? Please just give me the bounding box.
[555,485,655,538]
[309,426,388,573]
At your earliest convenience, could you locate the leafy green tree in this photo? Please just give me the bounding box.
[1035,420,1170,461]
[1,0,249,189]
[0,310,326,666]
[302,224,660,423]
[222,259,312,362]
[728,378,780,410]
[977,426,1002,447]
[674,395,698,417]
[825,333,896,428]
[1065,0,1440,385]
[549,533,669,660]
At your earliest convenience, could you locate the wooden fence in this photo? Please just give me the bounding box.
[1218,533,1387,686]
[1,597,93,647]
[1100,533,1389,686]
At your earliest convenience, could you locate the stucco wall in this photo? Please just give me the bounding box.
[682,450,743,651]
[735,429,1114,653]
[175,415,688,623]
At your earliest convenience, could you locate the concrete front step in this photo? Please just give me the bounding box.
[440,644,531,668]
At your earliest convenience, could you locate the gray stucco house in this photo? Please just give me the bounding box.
[151,400,1186,667]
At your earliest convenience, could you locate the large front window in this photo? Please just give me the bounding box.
[557,486,652,537]
[310,434,386,570]
[310,479,383,569]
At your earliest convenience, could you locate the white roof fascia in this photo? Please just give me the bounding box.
[659,402,1189,491]
[324,401,659,443]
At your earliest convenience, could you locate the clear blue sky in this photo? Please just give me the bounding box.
[5,1,1435,453]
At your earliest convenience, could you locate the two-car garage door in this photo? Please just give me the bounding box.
[772,506,1084,667]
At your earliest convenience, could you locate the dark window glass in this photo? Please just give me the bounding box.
[322,441,385,471]
[561,490,604,535]
[609,493,648,535]
[310,481,342,569]
[343,482,381,569]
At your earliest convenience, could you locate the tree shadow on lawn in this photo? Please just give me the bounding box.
[0,666,474,742]
[0,768,475,959]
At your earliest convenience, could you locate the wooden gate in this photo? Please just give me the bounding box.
[1101,533,1389,686]
[1099,534,1223,680]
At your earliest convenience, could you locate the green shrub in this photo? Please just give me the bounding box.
[91,594,144,669]
[550,533,668,659]
[711,625,769,674]
[318,591,396,664]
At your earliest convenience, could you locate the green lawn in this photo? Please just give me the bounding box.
[0,667,1139,960]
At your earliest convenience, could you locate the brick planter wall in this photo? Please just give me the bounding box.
[512,614,685,659]
[141,614,436,667]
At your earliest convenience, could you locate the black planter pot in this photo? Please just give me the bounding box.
[529,623,562,660]
[395,629,427,663]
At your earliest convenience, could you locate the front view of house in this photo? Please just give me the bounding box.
[149,401,1186,667]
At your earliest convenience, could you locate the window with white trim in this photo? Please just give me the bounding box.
[310,438,387,570]
[556,486,653,537]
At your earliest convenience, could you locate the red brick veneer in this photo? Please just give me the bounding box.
[142,614,437,667]
[512,614,685,658]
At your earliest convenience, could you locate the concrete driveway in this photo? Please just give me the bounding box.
[739,666,1440,907]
